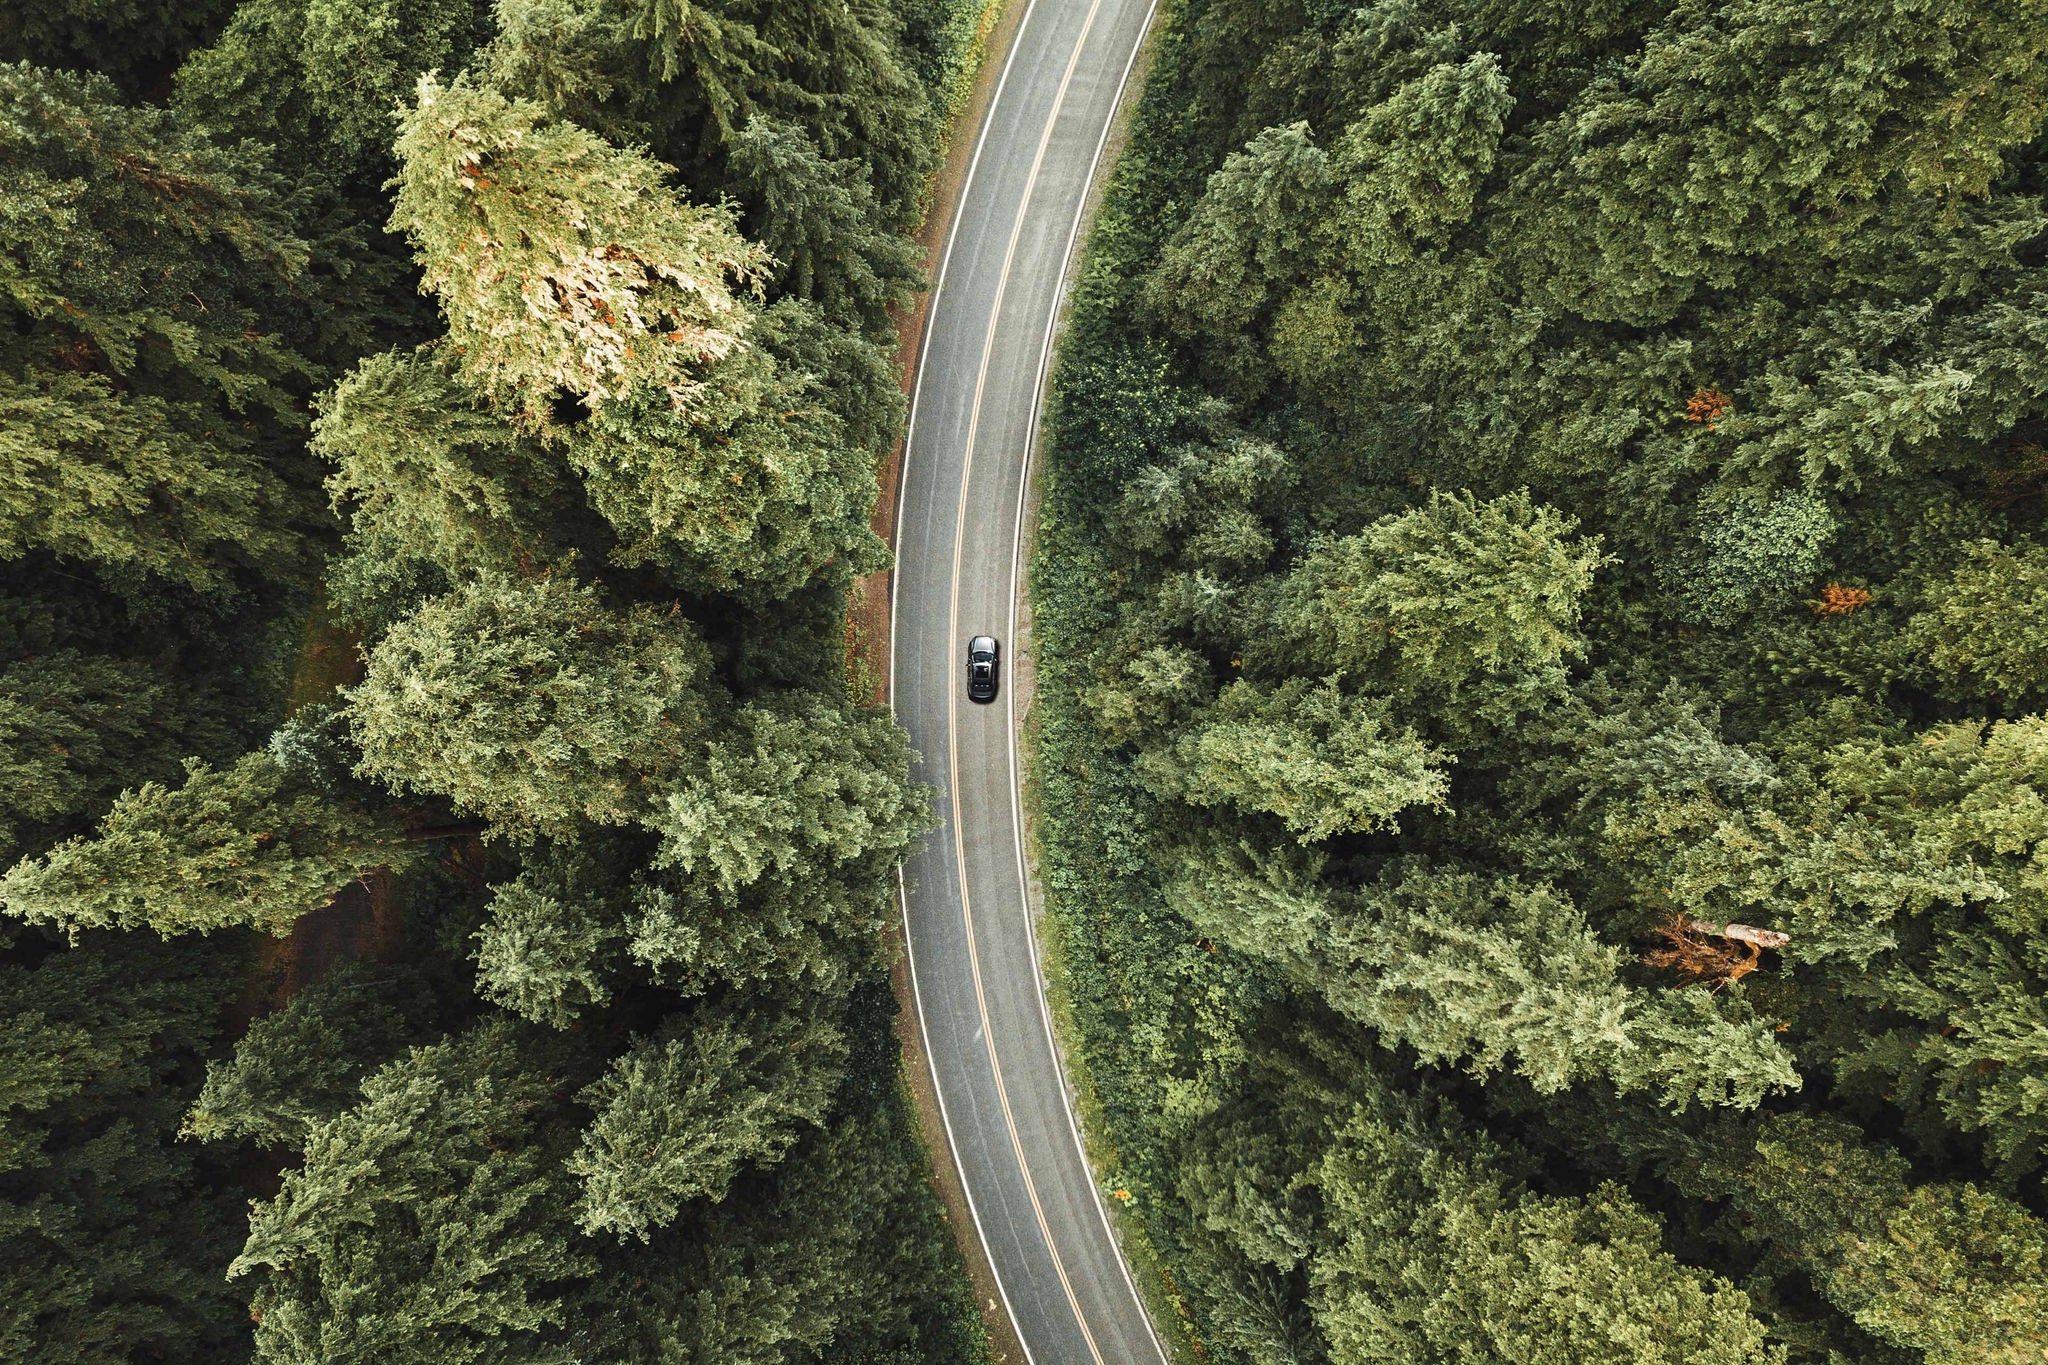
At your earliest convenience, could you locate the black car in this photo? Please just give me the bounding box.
[966,635,1000,703]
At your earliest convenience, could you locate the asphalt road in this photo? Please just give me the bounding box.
[890,0,1165,1360]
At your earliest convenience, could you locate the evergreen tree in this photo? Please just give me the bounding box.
[347,573,719,837]
[230,1021,591,1365]
[1723,1115,2048,1364]
[183,961,432,1147]
[389,73,765,430]
[569,1005,845,1240]
[0,61,313,591]
[0,751,419,938]
[652,692,931,895]
[314,347,572,581]
[0,932,249,1365]
[1274,490,1605,696]
[0,651,164,861]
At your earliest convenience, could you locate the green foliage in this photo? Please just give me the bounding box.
[1314,1111,1781,1364]
[184,961,432,1146]
[347,573,718,837]
[314,347,571,580]
[652,692,932,894]
[230,1021,591,1365]
[390,73,765,430]
[1276,490,1605,695]
[0,751,419,938]
[1668,490,1837,626]
[1908,537,2048,701]
[474,848,625,1027]
[569,1005,845,1239]
[567,307,891,595]
[0,61,313,591]
[0,933,249,1365]
[0,651,163,861]
[1149,678,1449,840]
[1724,1115,2048,1363]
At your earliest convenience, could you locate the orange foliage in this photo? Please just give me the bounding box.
[1643,914,1788,988]
[1813,583,1872,615]
[1684,386,1734,430]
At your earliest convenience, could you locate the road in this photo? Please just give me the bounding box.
[890,0,1164,1360]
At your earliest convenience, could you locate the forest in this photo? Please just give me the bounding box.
[1032,0,2048,1361]
[0,0,997,1360]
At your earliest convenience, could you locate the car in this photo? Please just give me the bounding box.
[966,635,1000,703]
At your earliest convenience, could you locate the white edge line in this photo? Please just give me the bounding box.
[892,2,1049,1359]
[1004,2,1169,1360]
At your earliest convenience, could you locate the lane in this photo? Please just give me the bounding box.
[891,0,1163,1360]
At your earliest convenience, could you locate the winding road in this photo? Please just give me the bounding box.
[890,0,1165,1360]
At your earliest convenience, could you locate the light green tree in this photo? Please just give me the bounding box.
[390,73,766,430]
[1276,490,1605,695]
[348,573,719,837]
[0,752,418,938]
[1146,678,1449,841]
[652,692,931,895]
[314,348,570,580]
[569,1006,846,1240]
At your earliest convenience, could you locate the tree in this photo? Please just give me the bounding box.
[0,651,164,861]
[1312,1109,1781,1364]
[564,308,891,596]
[0,61,311,590]
[0,931,250,1365]
[230,1021,591,1365]
[347,573,719,838]
[1145,678,1450,841]
[1170,845,1798,1109]
[175,0,493,168]
[389,73,766,430]
[0,751,419,938]
[474,845,627,1028]
[314,347,571,580]
[727,116,923,331]
[569,1005,845,1240]
[1724,1115,2048,1364]
[1908,538,2048,702]
[183,961,431,1147]
[652,692,931,895]
[1274,490,1605,696]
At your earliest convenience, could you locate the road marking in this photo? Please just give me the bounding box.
[1004,6,1169,1361]
[890,0,1165,1359]
[943,0,1110,1358]
[895,0,1053,1354]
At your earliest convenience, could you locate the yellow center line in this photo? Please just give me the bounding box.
[946,0,1109,1359]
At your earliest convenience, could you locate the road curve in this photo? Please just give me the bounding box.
[890,0,1163,1360]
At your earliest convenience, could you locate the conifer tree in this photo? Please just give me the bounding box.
[0,751,419,938]
[230,1022,591,1364]
[347,573,719,837]
[389,73,765,430]
[652,692,931,895]
[569,1006,845,1240]
[183,961,431,1147]
[1148,678,1449,841]
[314,348,571,581]
[0,61,311,590]
[1276,490,1605,695]
[0,652,164,861]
